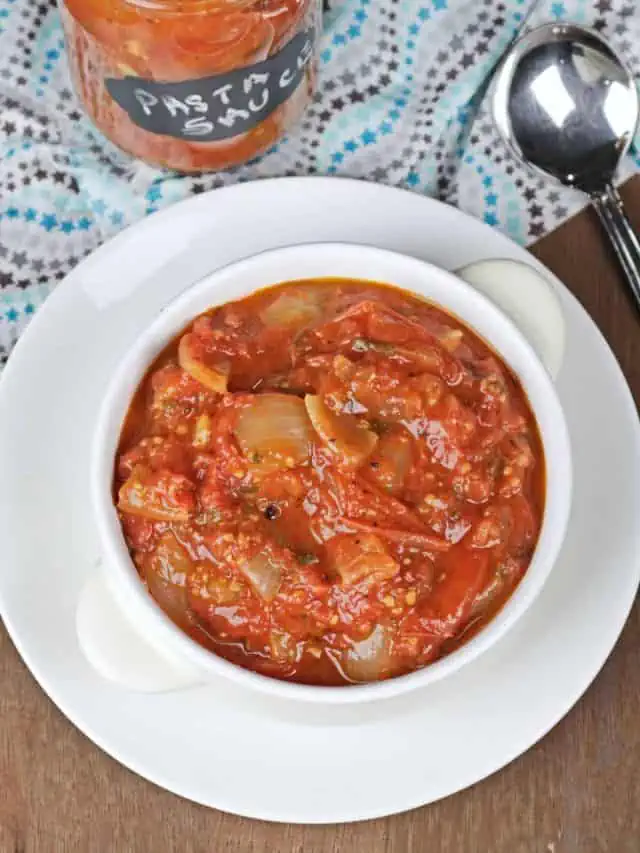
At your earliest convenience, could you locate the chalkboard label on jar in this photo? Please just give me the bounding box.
[105,29,315,143]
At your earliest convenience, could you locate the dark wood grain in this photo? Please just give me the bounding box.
[2,178,639,853]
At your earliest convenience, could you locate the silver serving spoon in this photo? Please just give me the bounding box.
[493,22,640,307]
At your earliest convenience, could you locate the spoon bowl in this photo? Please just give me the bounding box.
[493,23,640,307]
[494,23,638,194]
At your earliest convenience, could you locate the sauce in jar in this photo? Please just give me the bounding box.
[60,0,321,172]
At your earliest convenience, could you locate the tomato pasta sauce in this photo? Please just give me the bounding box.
[60,0,320,172]
[114,281,545,685]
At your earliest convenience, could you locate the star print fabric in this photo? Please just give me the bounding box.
[0,0,639,365]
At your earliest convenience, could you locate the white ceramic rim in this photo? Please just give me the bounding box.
[92,241,573,704]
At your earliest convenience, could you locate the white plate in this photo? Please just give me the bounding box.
[1,177,639,824]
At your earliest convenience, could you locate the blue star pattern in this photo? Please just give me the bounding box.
[0,0,639,365]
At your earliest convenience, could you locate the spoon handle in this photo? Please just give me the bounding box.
[592,186,640,310]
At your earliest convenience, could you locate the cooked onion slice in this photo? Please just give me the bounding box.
[234,393,314,472]
[270,630,299,663]
[239,552,282,601]
[118,466,196,522]
[146,571,191,630]
[192,413,212,449]
[143,532,193,629]
[260,288,324,329]
[328,533,399,585]
[367,431,412,494]
[149,531,193,581]
[305,395,378,468]
[346,519,451,553]
[437,328,464,352]
[178,333,230,393]
[342,624,395,683]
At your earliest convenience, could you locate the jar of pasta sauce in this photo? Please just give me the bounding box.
[60,1,321,172]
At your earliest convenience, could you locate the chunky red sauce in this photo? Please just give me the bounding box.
[61,0,319,172]
[115,280,545,685]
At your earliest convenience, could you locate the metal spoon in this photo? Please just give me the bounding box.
[493,23,640,307]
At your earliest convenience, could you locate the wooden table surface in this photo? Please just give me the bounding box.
[1,178,639,853]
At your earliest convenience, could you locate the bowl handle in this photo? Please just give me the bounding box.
[456,258,565,380]
[77,563,203,692]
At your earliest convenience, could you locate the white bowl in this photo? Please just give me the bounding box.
[90,243,572,703]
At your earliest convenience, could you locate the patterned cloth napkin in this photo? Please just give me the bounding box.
[0,0,639,365]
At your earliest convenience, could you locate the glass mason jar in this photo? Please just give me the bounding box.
[60,0,321,172]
